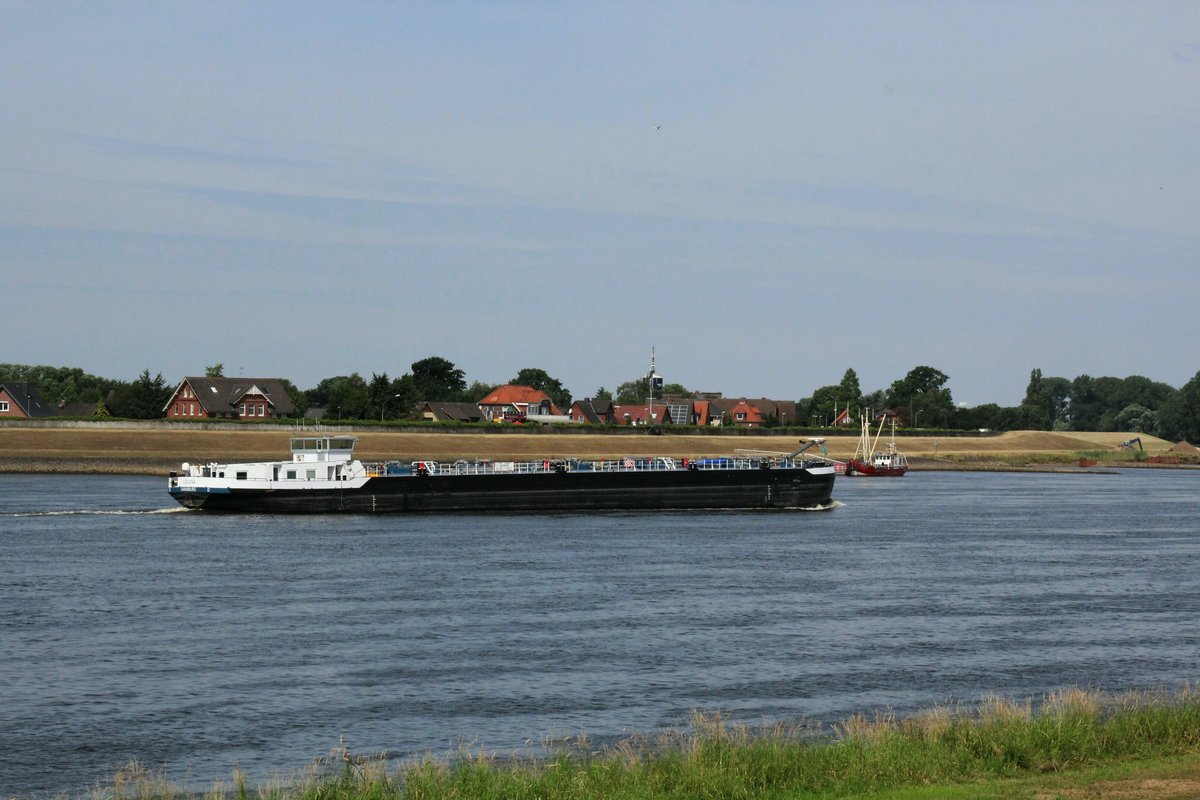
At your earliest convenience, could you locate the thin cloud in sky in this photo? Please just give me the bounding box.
[2,2,1197,405]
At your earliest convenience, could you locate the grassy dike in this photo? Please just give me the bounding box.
[0,422,1179,474]
[91,689,1200,800]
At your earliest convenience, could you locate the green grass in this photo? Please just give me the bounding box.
[945,449,1148,468]
[76,687,1200,800]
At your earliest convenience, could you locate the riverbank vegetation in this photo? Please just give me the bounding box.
[86,688,1200,800]
[4,361,1199,442]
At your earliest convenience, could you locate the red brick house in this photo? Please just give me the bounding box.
[725,399,765,428]
[478,385,561,422]
[568,398,613,424]
[709,397,797,427]
[0,382,54,418]
[163,377,296,420]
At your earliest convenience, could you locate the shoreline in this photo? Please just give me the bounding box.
[0,424,1187,476]
[0,456,1184,479]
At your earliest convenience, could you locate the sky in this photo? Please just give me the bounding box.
[3,2,1198,407]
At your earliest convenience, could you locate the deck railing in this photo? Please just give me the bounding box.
[362,456,815,477]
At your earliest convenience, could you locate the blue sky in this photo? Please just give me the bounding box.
[3,2,1198,406]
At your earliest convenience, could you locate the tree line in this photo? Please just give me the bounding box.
[800,366,1199,443]
[2,361,1197,442]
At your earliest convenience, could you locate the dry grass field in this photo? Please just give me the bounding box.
[0,424,1178,474]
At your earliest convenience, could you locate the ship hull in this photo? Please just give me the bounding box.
[170,466,836,513]
[844,458,907,477]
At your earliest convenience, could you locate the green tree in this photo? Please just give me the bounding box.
[366,373,419,420]
[886,366,954,427]
[309,374,370,420]
[1020,369,1052,430]
[1066,374,1175,431]
[465,381,498,402]
[838,368,862,410]
[806,385,844,425]
[615,377,647,404]
[1107,375,1175,425]
[411,357,467,401]
[205,363,224,378]
[1067,375,1101,430]
[305,377,337,408]
[0,363,120,405]
[1157,371,1200,443]
[511,368,572,409]
[278,378,308,418]
[391,374,420,419]
[368,372,393,420]
[861,388,886,416]
[954,403,1011,431]
[591,387,613,407]
[1112,403,1158,435]
[107,369,170,419]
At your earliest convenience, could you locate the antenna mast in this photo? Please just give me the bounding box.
[648,346,655,425]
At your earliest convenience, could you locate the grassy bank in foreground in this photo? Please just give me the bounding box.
[86,688,1200,800]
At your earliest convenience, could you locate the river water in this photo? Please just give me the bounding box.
[1,469,1197,797]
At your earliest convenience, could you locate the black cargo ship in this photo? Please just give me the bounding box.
[168,435,836,513]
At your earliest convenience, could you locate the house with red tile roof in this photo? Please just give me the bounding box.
[478,385,561,422]
[725,399,765,428]
[610,401,677,426]
[709,397,797,427]
[658,396,715,426]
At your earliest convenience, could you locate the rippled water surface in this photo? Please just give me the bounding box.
[1,469,1198,796]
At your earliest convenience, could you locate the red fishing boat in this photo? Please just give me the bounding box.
[844,415,908,477]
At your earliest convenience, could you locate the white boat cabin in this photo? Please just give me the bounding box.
[291,435,358,463]
[176,435,367,486]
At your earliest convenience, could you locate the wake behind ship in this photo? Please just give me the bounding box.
[167,435,837,513]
